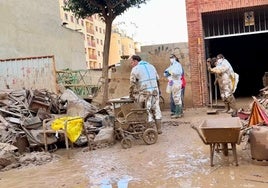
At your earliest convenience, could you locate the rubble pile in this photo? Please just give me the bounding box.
[0,89,65,150]
[0,88,115,171]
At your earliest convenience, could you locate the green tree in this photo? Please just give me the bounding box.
[64,0,148,106]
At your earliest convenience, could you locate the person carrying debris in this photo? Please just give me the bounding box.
[207,54,239,117]
[129,55,162,134]
[164,54,184,118]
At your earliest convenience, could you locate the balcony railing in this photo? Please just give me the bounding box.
[89,54,97,60]
[87,41,96,47]
[86,28,94,34]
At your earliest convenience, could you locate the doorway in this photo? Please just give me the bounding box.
[205,32,268,99]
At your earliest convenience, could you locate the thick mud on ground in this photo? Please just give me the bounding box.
[0,107,268,188]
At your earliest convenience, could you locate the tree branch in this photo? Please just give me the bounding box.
[88,0,104,10]
[107,0,127,9]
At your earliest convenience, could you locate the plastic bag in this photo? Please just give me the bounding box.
[51,116,83,143]
[230,72,239,93]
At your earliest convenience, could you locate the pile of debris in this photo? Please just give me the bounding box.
[238,86,268,123]
[0,88,115,171]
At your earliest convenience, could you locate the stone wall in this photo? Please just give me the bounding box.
[97,42,192,109]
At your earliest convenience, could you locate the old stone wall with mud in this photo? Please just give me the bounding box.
[94,42,192,109]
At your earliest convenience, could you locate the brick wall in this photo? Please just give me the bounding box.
[186,0,268,107]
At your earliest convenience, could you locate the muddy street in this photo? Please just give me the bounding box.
[0,108,268,188]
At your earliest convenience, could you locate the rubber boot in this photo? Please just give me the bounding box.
[228,95,238,117]
[155,119,162,134]
[222,103,230,113]
[227,109,234,114]
[170,94,176,116]
[171,105,182,119]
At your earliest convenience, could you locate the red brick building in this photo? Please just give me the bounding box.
[186,0,268,107]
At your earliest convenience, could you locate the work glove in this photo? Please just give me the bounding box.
[129,95,135,100]
[164,70,171,77]
[168,80,173,86]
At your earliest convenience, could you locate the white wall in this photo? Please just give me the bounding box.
[0,0,86,70]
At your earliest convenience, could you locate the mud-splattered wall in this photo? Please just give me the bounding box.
[99,42,192,109]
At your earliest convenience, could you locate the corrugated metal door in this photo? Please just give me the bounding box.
[0,56,57,93]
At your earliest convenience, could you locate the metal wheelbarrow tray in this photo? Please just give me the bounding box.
[192,117,243,166]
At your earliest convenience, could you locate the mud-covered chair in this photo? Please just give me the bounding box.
[42,117,90,158]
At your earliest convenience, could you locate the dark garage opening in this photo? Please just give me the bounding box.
[205,32,268,98]
[202,6,268,100]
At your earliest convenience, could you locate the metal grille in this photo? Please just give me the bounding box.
[203,6,268,39]
[56,69,99,98]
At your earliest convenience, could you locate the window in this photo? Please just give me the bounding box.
[70,16,74,23]
[100,40,103,45]
[64,13,68,20]
[95,26,98,32]
[81,20,84,26]
[99,27,102,33]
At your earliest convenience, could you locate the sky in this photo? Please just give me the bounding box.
[114,0,188,45]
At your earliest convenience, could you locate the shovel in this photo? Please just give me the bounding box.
[207,72,217,114]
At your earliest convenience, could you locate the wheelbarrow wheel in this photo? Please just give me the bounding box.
[121,138,132,149]
[142,128,158,145]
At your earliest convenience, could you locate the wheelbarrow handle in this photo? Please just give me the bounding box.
[191,125,207,145]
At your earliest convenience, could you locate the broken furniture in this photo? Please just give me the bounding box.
[43,117,90,158]
[192,117,244,166]
[27,89,51,113]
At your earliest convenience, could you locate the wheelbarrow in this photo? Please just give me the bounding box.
[191,117,247,166]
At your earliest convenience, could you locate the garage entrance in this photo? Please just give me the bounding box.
[202,6,268,99]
